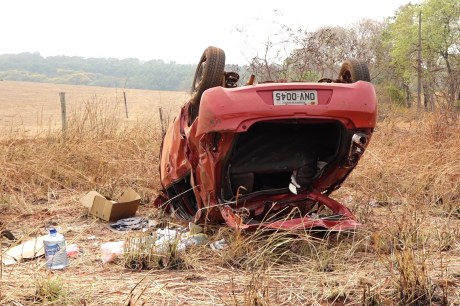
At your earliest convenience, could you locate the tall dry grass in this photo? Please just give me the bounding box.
[0,96,164,214]
[342,105,460,304]
[1,100,460,304]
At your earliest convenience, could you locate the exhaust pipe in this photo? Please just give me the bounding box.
[346,133,368,167]
[352,134,367,146]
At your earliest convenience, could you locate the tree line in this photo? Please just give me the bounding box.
[0,53,197,91]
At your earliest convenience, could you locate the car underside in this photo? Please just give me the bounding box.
[155,46,377,231]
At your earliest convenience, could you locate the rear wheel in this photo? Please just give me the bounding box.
[190,46,225,120]
[338,59,370,83]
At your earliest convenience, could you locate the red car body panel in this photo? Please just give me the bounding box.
[157,81,377,231]
[196,81,376,136]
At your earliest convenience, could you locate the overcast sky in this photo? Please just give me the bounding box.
[2,0,420,64]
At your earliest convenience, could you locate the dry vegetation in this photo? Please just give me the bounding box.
[1,81,460,305]
[0,80,185,135]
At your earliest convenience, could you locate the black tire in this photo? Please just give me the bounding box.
[338,59,370,83]
[190,46,226,106]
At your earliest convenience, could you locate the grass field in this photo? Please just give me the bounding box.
[1,81,460,305]
[0,80,186,135]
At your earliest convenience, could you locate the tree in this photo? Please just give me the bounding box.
[237,10,296,82]
[422,0,460,107]
[287,20,385,82]
[0,53,196,91]
[384,3,420,108]
[288,26,353,80]
[349,19,387,81]
[385,0,460,109]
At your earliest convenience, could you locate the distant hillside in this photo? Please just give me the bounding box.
[0,52,197,91]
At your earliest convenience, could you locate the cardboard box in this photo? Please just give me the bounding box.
[80,187,141,221]
[2,235,46,265]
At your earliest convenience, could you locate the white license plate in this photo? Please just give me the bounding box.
[273,90,318,105]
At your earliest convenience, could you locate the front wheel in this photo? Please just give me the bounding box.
[338,59,370,83]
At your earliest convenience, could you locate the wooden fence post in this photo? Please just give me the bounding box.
[59,92,67,141]
[123,92,128,118]
[159,107,165,136]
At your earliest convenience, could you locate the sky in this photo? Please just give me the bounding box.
[1,0,421,65]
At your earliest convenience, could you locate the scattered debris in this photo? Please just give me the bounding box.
[3,234,79,266]
[100,241,125,264]
[188,222,203,235]
[177,233,207,251]
[100,224,209,264]
[210,239,228,251]
[66,244,80,257]
[154,228,181,253]
[1,229,15,240]
[148,227,208,253]
[109,217,153,232]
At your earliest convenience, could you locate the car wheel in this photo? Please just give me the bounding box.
[190,46,225,113]
[338,59,370,83]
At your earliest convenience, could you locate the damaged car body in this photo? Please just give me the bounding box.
[155,46,377,231]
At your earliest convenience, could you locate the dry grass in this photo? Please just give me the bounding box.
[0,80,185,135]
[1,81,460,305]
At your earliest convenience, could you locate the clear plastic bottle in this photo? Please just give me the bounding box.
[43,228,69,269]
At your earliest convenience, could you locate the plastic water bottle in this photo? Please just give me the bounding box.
[43,228,69,269]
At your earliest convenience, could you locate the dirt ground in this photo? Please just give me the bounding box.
[1,192,351,305]
[2,186,460,305]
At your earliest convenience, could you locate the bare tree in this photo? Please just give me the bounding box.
[237,11,297,82]
[288,20,386,81]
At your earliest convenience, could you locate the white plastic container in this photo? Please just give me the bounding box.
[43,228,69,269]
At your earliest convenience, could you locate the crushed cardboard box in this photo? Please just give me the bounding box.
[80,187,141,221]
[2,236,46,265]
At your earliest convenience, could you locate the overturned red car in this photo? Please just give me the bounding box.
[155,46,377,231]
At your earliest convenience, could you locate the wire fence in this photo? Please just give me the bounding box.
[0,81,190,137]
